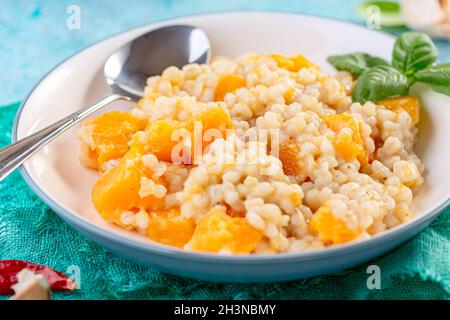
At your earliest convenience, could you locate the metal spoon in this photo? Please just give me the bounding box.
[0,25,211,182]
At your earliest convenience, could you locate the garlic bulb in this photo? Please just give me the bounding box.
[401,0,450,40]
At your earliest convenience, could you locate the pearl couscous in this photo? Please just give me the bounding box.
[77,53,424,254]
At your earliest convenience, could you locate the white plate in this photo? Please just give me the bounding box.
[12,11,450,282]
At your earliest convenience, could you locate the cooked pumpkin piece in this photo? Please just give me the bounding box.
[269,54,313,72]
[91,148,164,220]
[334,132,365,162]
[310,205,359,244]
[378,95,420,125]
[130,120,177,162]
[291,54,313,70]
[323,114,368,167]
[147,208,195,248]
[214,74,246,101]
[186,207,263,254]
[184,107,233,134]
[79,111,146,172]
[278,141,302,175]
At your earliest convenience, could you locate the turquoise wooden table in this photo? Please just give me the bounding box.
[0,0,449,300]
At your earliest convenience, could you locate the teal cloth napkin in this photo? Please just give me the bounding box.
[0,101,449,300]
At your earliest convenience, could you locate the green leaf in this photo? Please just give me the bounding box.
[414,63,450,96]
[327,53,389,77]
[352,65,409,103]
[356,1,405,27]
[392,32,439,76]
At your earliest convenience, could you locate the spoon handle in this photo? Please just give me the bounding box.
[0,94,130,182]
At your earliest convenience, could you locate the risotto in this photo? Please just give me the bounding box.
[77,53,424,254]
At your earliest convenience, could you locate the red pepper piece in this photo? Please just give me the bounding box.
[0,260,77,295]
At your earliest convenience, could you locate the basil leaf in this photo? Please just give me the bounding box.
[392,32,438,76]
[327,53,389,77]
[352,65,409,103]
[356,1,405,27]
[414,63,450,96]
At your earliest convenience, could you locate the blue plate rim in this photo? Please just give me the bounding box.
[11,10,450,264]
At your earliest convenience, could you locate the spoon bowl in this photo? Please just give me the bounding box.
[105,25,211,100]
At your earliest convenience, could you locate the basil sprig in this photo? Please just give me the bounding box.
[327,32,449,103]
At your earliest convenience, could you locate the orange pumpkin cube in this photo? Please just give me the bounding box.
[184,107,233,134]
[334,132,365,162]
[378,95,420,125]
[310,206,359,245]
[130,120,177,162]
[291,54,313,70]
[270,54,313,72]
[186,207,263,254]
[91,148,164,220]
[80,111,146,172]
[278,141,302,176]
[147,208,195,248]
[323,114,368,167]
[214,74,246,101]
